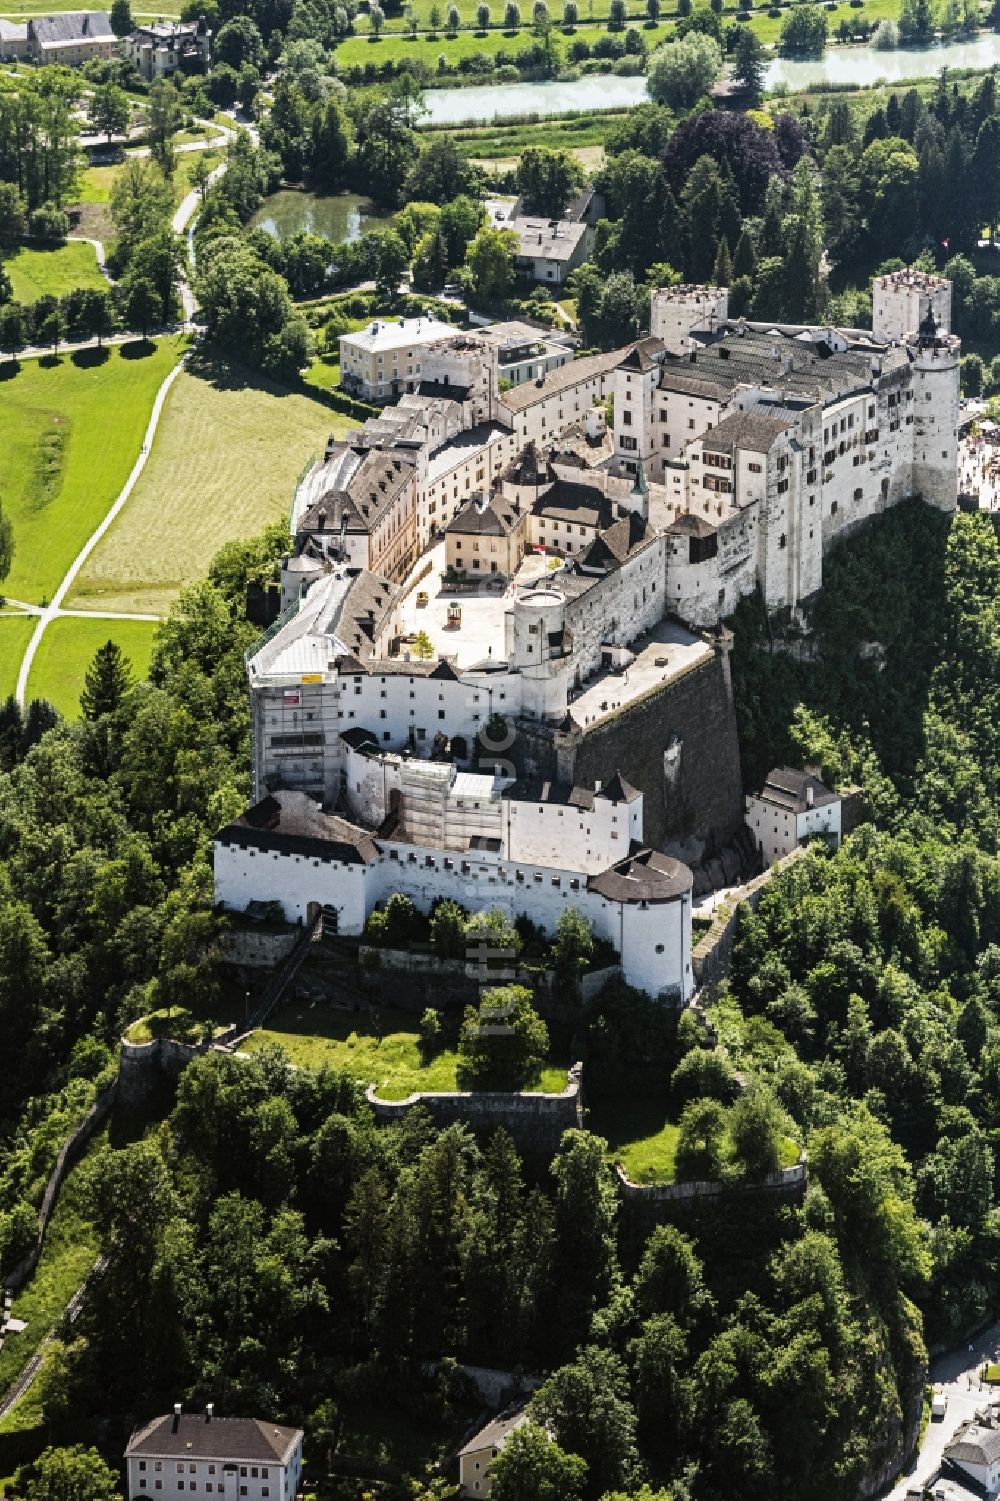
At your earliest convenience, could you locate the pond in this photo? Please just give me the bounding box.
[250,189,394,242]
[420,34,1000,123]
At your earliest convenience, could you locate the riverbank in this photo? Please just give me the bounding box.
[408,28,1000,122]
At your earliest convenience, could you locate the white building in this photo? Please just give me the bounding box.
[615,268,960,627]
[339,316,456,403]
[745,767,842,868]
[125,18,210,77]
[459,1410,529,1497]
[484,189,604,285]
[943,1421,1000,1495]
[478,320,574,388]
[124,1408,303,1501]
[214,775,694,1001]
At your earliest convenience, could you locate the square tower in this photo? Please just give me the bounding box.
[872,268,952,344]
[650,285,729,356]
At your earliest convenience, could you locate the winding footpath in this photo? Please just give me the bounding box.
[15,355,187,706]
[10,123,234,705]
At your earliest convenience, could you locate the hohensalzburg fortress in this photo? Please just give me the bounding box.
[213,269,959,1002]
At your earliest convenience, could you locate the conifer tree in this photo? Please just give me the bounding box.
[80,640,133,721]
[713,236,733,287]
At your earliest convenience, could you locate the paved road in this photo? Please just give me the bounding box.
[887,1320,1000,1498]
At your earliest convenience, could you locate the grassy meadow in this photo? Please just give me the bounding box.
[69,356,349,618]
[3,240,105,304]
[0,337,185,609]
[246,1001,570,1099]
[26,616,158,717]
[0,616,36,700]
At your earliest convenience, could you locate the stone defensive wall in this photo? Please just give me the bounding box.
[365,1064,584,1154]
[509,645,744,855]
[692,845,810,989]
[5,1079,118,1291]
[614,1155,808,1205]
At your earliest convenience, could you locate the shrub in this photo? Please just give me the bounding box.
[29,202,69,242]
[671,1046,740,1106]
[419,1008,442,1053]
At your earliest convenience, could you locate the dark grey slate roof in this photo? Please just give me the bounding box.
[447,491,523,538]
[596,771,640,803]
[125,1415,302,1465]
[216,794,380,866]
[502,778,594,809]
[701,409,791,455]
[757,767,839,814]
[588,848,693,904]
[32,11,113,43]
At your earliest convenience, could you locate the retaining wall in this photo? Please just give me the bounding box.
[366,1064,583,1154]
[118,1035,207,1107]
[358,948,620,1013]
[614,1155,807,1204]
[217,928,298,969]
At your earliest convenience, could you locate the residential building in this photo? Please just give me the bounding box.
[0,20,29,58]
[125,18,210,78]
[339,315,455,403]
[288,441,418,589]
[484,189,604,285]
[124,1407,303,1501]
[478,319,575,387]
[26,11,116,63]
[745,767,842,868]
[444,489,528,578]
[458,1410,529,1497]
[943,1420,1000,1495]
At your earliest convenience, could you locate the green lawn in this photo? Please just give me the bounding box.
[246,1002,570,1099]
[302,353,342,394]
[0,337,185,609]
[26,616,157,718]
[126,1001,244,1044]
[434,110,620,160]
[3,241,105,304]
[70,353,345,618]
[0,616,36,701]
[77,164,122,205]
[0,1137,102,1432]
[592,1094,800,1186]
[0,0,178,12]
[342,0,903,57]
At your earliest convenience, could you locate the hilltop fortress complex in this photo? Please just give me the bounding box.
[214,269,960,1002]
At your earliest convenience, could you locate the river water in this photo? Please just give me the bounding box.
[421,33,1000,123]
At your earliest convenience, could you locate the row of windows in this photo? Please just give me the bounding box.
[137,1466,270,1477]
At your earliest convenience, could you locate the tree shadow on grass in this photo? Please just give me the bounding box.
[119,337,156,359]
[0,360,20,381]
[185,344,302,399]
[71,344,110,369]
[38,353,62,368]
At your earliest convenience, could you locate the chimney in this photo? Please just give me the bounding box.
[806,785,814,809]
[206,1404,214,1422]
[317,507,326,531]
[173,1405,182,1431]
